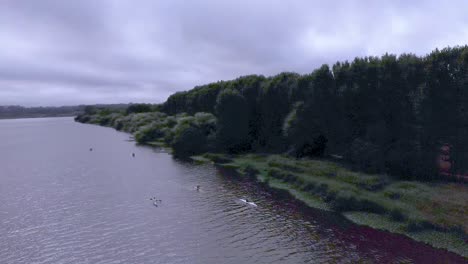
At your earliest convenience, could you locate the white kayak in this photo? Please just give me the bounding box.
[239,199,257,207]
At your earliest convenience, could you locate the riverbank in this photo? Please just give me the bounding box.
[74,112,468,258]
[192,153,468,258]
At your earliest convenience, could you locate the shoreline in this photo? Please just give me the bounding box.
[191,153,468,258]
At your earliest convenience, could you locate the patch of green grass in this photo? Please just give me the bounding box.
[202,153,233,164]
[190,155,213,164]
[267,179,332,211]
[343,212,407,233]
[393,181,419,190]
[385,182,468,233]
[383,190,401,200]
[145,140,166,147]
[217,163,240,170]
[408,230,468,258]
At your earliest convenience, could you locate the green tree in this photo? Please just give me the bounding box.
[257,72,299,151]
[215,89,249,153]
[126,104,152,114]
[283,102,326,157]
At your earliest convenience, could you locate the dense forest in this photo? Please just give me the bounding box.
[76,46,468,181]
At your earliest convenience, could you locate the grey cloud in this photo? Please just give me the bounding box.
[0,0,467,106]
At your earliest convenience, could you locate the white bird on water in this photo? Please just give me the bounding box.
[150,197,162,207]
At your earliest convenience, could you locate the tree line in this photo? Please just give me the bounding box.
[161,46,468,180]
[0,104,129,119]
[77,46,468,181]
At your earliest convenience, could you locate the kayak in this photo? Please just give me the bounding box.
[240,199,257,207]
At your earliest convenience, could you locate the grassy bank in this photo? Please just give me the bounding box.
[193,153,468,257]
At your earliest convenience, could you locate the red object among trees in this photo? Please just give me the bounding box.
[437,143,468,182]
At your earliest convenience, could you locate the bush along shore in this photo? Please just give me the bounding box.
[76,46,468,257]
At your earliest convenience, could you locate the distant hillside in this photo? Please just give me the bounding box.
[0,104,129,119]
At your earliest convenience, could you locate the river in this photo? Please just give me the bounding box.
[0,117,465,263]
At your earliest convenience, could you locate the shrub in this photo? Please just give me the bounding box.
[75,114,90,123]
[134,123,166,143]
[243,165,259,178]
[331,193,359,212]
[170,112,217,157]
[331,192,384,213]
[204,153,232,164]
[389,208,406,221]
[406,220,436,232]
[383,191,401,200]
[171,125,207,158]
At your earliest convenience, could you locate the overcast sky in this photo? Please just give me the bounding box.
[1,0,467,106]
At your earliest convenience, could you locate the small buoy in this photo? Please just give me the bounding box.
[132,153,135,157]
[89,148,93,151]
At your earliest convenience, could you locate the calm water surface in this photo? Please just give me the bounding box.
[0,118,465,264]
